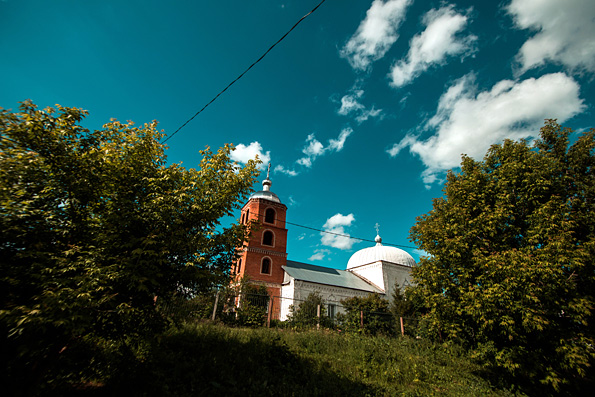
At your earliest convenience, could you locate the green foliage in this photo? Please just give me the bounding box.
[338,294,395,335]
[391,284,412,319]
[410,120,595,393]
[158,291,219,324]
[0,101,258,393]
[287,292,333,329]
[234,283,270,327]
[100,324,515,396]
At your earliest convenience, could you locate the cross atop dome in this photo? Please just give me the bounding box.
[248,163,281,203]
[374,223,382,245]
[262,163,272,192]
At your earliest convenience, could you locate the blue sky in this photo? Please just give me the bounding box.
[2,0,594,269]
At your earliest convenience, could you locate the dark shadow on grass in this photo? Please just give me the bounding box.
[99,324,377,397]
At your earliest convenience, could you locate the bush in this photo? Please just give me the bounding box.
[287,292,334,329]
[338,294,396,336]
[235,284,270,327]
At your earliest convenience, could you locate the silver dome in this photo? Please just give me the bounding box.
[250,190,281,203]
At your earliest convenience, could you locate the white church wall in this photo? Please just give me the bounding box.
[348,261,414,305]
[279,278,295,321]
[381,262,413,301]
[349,262,385,292]
[280,278,379,321]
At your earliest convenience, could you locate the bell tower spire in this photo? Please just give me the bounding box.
[263,163,272,191]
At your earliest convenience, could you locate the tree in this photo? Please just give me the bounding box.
[235,283,270,327]
[286,291,332,328]
[338,294,394,335]
[0,101,258,391]
[390,283,412,320]
[410,120,595,392]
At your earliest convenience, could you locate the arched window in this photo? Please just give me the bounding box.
[262,230,274,246]
[261,257,271,274]
[264,208,276,224]
[245,209,250,224]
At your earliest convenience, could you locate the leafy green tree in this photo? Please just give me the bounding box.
[159,289,220,324]
[338,294,394,335]
[391,285,431,338]
[410,120,595,392]
[390,284,412,320]
[287,291,333,328]
[390,285,416,336]
[235,283,270,327]
[0,101,258,391]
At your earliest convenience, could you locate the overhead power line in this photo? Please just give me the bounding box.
[284,219,418,251]
[246,211,418,250]
[162,0,328,144]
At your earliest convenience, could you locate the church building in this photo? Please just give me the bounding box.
[233,171,416,320]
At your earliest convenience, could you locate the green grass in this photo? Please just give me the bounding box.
[91,323,519,396]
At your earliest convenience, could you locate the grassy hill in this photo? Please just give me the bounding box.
[90,323,518,396]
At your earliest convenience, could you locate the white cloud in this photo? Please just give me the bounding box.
[324,213,355,229]
[337,89,383,124]
[388,72,585,187]
[328,128,352,151]
[321,213,356,250]
[338,91,365,115]
[413,249,430,259]
[390,5,476,87]
[341,0,412,71]
[295,128,353,169]
[386,134,416,157]
[274,128,353,176]
[309,249,330,261]
[296,156,313,168]
[507,0,595,74]
[356,107,383,123]
[302,134,325,157]
[274,164,298,176]
[231,141,271,170]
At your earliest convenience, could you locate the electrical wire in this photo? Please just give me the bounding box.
[244,211,418,251]
[162,0,328,144]
[285,220,417,250]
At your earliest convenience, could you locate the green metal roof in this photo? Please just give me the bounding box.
[284,260,383,293]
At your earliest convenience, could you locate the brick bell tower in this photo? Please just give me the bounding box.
[233,164,287,297]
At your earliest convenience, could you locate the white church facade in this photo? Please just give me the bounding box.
[233,172,416,320]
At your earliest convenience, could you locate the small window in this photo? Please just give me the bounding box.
[237,259,242,274]
[245,209,250,224]
[328,304,336,319]
[264,208,276,224]
[262,230,274,246]
[261,258,271,274]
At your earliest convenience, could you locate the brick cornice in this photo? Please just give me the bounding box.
[247,247,288,258]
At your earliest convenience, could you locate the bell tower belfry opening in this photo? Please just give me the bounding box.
[234,165,288,297]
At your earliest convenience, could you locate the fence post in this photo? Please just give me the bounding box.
[211,290,220,321]
[400,316,405,336]
[267,296,273,328]
[360,310,364,329]
[317,304,321,330]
